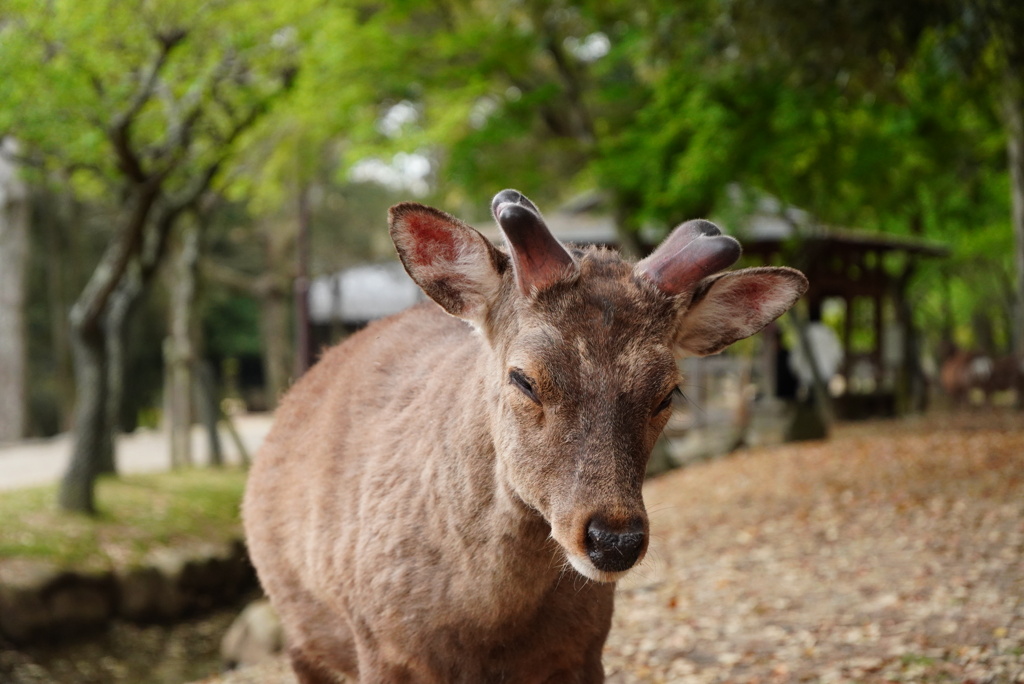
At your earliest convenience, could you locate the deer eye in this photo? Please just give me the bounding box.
[509,369,540,405]
[655,387,679,415]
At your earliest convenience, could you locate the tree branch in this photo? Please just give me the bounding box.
[107,28,188,183]
[201,258,289,298]
[201,259,261,295]
[69,175,163,335]
[151,48,239,169]
[165,63,297,214]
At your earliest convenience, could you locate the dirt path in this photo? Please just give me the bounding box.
[0,414,273,491]
[7,412,1021,683]
[605,411,1024,682]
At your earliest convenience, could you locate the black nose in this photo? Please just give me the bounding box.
[585,517,646,573]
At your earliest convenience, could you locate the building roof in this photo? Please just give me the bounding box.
[736,213,949,258]
[309,261,424,325]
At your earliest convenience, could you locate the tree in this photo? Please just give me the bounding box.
[0,0,299,512]
[724,0,1024,399]
[0,139,30,441]
[322,1,769,240]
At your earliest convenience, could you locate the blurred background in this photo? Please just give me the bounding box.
[1,1,1023,682]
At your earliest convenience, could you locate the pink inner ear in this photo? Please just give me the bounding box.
[405,212,460,267]
[727,277,772,313]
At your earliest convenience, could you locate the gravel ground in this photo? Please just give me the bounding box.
[11,411,1024,684]
[208,411,1024,684]
[603,411,1024,683]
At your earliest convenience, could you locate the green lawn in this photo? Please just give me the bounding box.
[0,469,248,573]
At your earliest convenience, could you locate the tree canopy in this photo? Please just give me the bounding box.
[2,0,1022,511]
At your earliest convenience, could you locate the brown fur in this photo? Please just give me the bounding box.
[243,194,807,683]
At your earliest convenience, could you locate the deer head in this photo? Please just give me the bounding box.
[390,189,807,582]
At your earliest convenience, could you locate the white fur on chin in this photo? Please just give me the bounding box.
[567,554,631,584]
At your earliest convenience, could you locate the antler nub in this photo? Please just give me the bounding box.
[492,189,576,295]
[635,219,741,296]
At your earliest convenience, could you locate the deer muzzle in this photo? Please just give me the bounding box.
[553,506,649,583]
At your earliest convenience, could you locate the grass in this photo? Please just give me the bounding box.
[0,468,247,573]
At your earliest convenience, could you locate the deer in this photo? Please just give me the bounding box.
[242,189,808,683]
[939,344,1024,406]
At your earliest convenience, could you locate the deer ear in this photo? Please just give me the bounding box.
[389,202,506,324]
[674,267,808,357]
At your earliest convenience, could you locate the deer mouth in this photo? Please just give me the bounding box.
[565,553,638,583]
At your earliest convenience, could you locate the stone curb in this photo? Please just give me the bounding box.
[0,539,256,645]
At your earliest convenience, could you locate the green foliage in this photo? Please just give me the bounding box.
[0,469,247,571]
[203,295,263,360]
[0,0,301,196]
[5,0,1022,435]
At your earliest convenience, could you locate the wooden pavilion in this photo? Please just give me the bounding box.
[733,204,949,418]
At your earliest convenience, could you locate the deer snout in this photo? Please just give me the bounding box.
[584,516,647,573]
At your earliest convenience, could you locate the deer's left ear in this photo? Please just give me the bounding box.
[673,267,808,357]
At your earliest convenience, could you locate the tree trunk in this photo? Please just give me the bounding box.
[294,184,312,378]
[194,360,223,466]
[59,179,161,514]
[47,188,79,430]
[260,285,292,409]
[190,213,223,467]
[167,222,200,468]
[1002,72,1024,409]
[0,141,30,442]
[789,305,834,429]
[97,270,142,474]
[894,262,926,414]
[59,321,107,514]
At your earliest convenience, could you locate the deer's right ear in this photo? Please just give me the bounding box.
[390,202,508,324]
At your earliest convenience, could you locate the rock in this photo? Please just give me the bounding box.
[222,540,257,595]
[0,559,61,644]
[117,565,166,621]
[46,571,116,636]
[220,599,285,670]
[146,547,192,618]
[0,559,116,643]
[0,537,259,650]
[141,542,255,619]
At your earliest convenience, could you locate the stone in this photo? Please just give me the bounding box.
[221,599,285,670]
[146,547,192,618]
[45,571,116,637]
[117,566,166,621]
[0,537,258,646]
[0,559,60,644]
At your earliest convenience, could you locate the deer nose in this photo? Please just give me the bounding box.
[585,517,646,573]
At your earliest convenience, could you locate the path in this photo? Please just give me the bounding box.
[204,410,1024,683]
[0,414,274,491]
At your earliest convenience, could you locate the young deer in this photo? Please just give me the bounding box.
[243,190,807,683]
